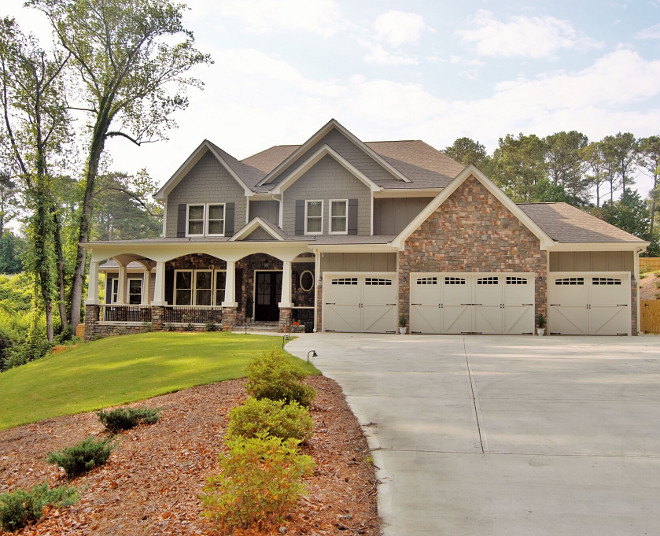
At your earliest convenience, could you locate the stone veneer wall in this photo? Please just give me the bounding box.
[398,176,548,323]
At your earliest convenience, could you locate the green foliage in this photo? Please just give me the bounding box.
[0,232,25,274]
[47,436,115,478]
[601,190,650,239]
[97,406,161,433]
[246,348,316,407]
[227,397,314,442]
[0,482,78,532]
[205,322,217,332]
[201,433,314,530]
[536,314,546,329]
[445,137,488,167]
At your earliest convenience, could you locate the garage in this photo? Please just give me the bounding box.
[410,272,535,334]
[548,272,631,335]
[323,272,397,333]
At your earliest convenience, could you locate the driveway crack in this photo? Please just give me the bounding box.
[463,336,485,454]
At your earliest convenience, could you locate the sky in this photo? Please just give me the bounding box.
[4,0,660,198]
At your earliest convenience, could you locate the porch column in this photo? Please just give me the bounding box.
[279,260,292,308]
[117,265,127,304]
[142,270,151,305]
[222,260,237,306]
[85,260,100,305]
[152,261,166,306]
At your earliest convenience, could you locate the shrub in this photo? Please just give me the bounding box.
[47,436,115,478]
[201,433,314,530]
[227,397,314,442]
[245,348,316,407]
[0,482,78,531]
[97,406,161,433]
[205,322,217,332]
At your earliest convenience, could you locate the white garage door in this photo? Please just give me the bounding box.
[548,272,630,335]
[410,273,535,335]
[324,272,397,333]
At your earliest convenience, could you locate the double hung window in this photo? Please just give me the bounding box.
[330,199,348,234]
[305,200,323,235]
[174,269,227,306]
[186,204,225,237]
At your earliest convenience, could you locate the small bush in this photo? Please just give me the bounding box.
[97,406,161,433]
[205,322,217,332]
[47,436,115,478]
[245,348,316,407]
[201,433,314,530]
[0,482,78,531]
[227,397,314,442]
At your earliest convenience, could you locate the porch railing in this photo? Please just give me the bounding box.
[100,305,152,323]
[162,306,223,324]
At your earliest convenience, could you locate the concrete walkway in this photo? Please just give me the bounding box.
[287,334,660,536]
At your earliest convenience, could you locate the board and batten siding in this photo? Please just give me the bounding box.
[321,253,397,272]
[282,155,371,236]
[165,152,247,238]
[373,198,434,234]
[270,129,400,187]
[549,251,634,272]
[249,200,280,226]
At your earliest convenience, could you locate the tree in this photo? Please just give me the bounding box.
[445,137,488,167]
[638,136,660,244]
[601,132,638,196]
[0,231,25,273]
[545,131,589,205]
[601,190,650,239]
[491,133,548,202]
[30,0,212,327]
[0,17,70,341]
[0,172,18,238]
[582,142,607,207]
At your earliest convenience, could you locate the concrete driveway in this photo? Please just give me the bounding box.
[286,334,660,536]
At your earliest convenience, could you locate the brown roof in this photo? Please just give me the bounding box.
[241,145,299,174]
[518,203,646,243]
[365,140,464,178]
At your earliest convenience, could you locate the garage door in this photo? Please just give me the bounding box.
[324,272,397,333]
[548,273,630,335]
[410,273,535,334]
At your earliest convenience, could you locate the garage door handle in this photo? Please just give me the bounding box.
[325,302,336,305]
[386,303,396,306]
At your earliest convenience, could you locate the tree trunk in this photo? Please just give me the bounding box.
[52,211,69,332]
[650,171,659,241]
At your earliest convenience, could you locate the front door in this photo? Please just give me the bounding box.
[255,271,282,321]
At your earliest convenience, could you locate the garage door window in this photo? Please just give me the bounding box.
[416,277,438,285]
[477,277,498,285]
[332,277,358,285]
[506,276,528,285]
[365,277,392,286]
[555,277,584,285]
[445,277,466,285]
[592,277,621,285]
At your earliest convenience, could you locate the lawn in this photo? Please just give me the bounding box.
[0,332,319,430]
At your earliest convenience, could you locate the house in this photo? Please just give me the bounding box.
[82,119,648,340]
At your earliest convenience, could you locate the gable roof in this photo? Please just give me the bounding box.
[518,203,648,245]
[230,217,286,242]
[391,165,554,250]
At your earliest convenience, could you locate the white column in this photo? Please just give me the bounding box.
[85,260,100,305]
[222,260,237,307]
[279,260,292,307]
[152,261,166,306]
[117,265,127,304]
[142,270,151,305]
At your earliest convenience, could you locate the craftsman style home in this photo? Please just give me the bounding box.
[83,119,648,340]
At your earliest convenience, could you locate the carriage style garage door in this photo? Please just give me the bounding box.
[548,272,631,335]
[410,273,535,334]
[324,272,397,333]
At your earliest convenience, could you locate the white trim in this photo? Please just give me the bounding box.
[305,200,324,236]
[185,204,205,237]
[329,199,348,235]
[230,216,285,242]
[272,145,382,194]
[300,270,315,292]
[205,203,226,237]
[391,165,555,250]
[127,277,144,305]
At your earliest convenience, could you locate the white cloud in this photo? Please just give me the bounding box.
[373,10,431,47]
[635,23,660,40]
[459,10,603,59]
[361,42,418,66]
[218,0,344,37]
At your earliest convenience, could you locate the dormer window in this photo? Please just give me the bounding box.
[186,203,226,237]
[305,200,323,235]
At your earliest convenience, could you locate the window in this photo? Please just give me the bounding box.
[416,277,438,285]
[187,205,204,236]
[176,269,227,306]
[332,277,358,285]
[128,279,143,305]
[445,277,466,285]
[555,277,584,286]
[477,277,499,285]
[300,270,314,292]
[175,270,193,305]
[195,271,212,305]
[592,277,622,286]
[206,204,225,236]
[305,200,323,234]
[365,278,392,286]
[215,271,226,305]
[330,199,347,234]
[506,276,528,285]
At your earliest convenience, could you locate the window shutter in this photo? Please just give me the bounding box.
[177,204,187,237]
[295,200,305,235]
[225,203,235,236]
[348,199,358,235]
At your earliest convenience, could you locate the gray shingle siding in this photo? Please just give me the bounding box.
[282,155,371,236]
[374,198,433,234]
[249,200,280,226]
[165,152,247,237]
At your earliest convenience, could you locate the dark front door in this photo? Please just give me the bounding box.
[255,271,282,321]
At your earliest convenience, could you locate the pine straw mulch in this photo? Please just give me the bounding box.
[0,376,381,536]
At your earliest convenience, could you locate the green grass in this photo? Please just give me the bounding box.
[0,332,319,430]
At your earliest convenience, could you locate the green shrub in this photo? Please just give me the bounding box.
[227,397,314,442]
[47,436,115,478]
[245,348,316,407]
[0,482,78,531]
[201,433,314,530]
[97,406,161,433]
[205,322,217,332]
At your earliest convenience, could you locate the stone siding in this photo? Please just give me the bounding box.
[398,176,547,322]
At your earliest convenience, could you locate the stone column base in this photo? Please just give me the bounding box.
[151,306,165,331]
[222,307,238,332]
[279,307,292,333]
[84,304,100,342]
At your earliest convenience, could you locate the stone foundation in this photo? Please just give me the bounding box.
[222,307,238,331]
[278,307,292,333]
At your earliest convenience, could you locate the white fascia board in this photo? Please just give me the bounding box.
[546,242,650,252]
[390,165,554,250]
[258,118,410,186]
[273,145,382,194]
[230,217,284,242]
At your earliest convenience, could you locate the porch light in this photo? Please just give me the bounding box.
[307,350,317,363]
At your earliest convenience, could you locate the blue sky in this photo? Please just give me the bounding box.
[5,0,660,198]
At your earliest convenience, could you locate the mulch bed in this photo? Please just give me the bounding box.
[0,376,380,535]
